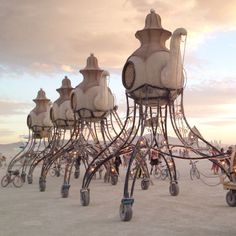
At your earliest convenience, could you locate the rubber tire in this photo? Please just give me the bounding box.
[119,203,133,222]
[141,179,150,190]
[190,169,194,180]
[190,169,200,180]
[27,175,33,184]
[169,183,179,196]
[80,189,90,206]
[74,170,80,179]
[61,184,70,198]
[154,168,161,179]
[195,169,200,179]
[56,170,60,177]
[39,178,46,192]
[161,169,167,180]
[21,172,26,183]
[226,190,236,207]
[60,168,65,176]
[49,168,56,177]
[1,175,9,187]
[111,175,118,185]
[13,176,23,188]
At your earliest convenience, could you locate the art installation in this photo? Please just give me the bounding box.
[1,9,236,222]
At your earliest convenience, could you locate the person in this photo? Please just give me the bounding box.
[150,149,161,175]
[114,154,122,175]
[122,153,130,168]
[0,154,6,167]
[210,148,219,175]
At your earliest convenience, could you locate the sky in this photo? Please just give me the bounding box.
[0,0,236,145]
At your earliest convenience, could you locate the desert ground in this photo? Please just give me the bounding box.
[0,158,236,236]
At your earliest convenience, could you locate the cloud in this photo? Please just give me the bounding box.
[127,0,236,30]
[1,0,236,75]
[183,77,236,118]
[30,63,57,73]
[0,0,137,74]
[61,65,75,73]
[0,100,32,116]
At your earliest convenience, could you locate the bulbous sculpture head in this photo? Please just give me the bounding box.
[70,54,115,121]
[122,9,187,106]
[27,88,52,138]
[50,76,74,128]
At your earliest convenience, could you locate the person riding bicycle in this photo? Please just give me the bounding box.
[150,149,161,175]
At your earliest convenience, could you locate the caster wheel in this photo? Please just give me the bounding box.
[141,178,150,190]
[74,170,80,179]
[80,188,90,206]
[61,184,70,198]
[119,203,133,221]
[56,170,60,177]
[21,172,26,182]
[111,175,118,185]
[39,177,46,192]
[169,182,179,196]
[27,175,33,184]
[226,190,236,207]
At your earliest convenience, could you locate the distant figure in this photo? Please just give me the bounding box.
[114,155,122,175]
[150,149,161,175]
[183,149,189,157]
[0,155,7,167]
[210,148,219,175]
[122,153,130,168]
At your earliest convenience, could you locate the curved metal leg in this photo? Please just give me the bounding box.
[61,183,70,198]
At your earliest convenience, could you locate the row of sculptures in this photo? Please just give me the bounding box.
[2,10,236,221]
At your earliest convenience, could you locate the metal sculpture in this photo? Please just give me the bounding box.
[26,76,74,191]
[37,54,124,198]
[1,89,53,187]
[79,10,234,221]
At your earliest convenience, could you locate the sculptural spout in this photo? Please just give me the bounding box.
[161,28,187,89]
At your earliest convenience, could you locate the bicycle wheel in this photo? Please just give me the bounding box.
[13,176,23,188]
[195,169,200,179]
[190,168,200,180]
[60,167,65,176]
[161,169,167,180]
[190,168,194,180]
[49,168,56,177]
[1,175,9,187]
[154,167,161,179]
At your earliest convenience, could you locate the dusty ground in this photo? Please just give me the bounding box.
[0,159,235,236]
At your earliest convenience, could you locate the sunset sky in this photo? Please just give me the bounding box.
[0,0,236,145]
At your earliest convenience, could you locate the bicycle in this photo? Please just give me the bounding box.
[49,165,65,177]
[160,164,180,180]
[152,165,162,179]
[189,160,200,180]
[1,170,23,188]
